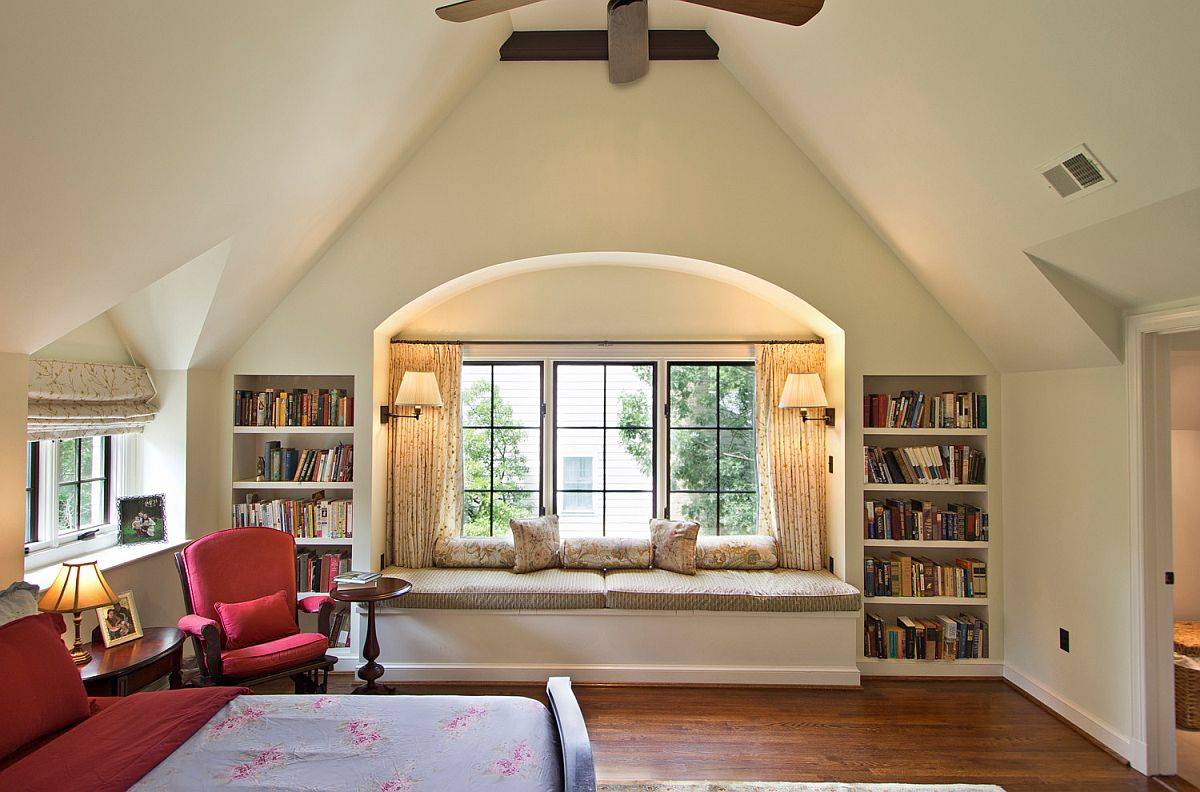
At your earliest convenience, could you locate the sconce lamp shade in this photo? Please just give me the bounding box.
[38,561,118,613]
[394,371,444,408]
[778,373,828,409]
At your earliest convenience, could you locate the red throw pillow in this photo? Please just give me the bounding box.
[0,612,90,762]
[214,590,299,650]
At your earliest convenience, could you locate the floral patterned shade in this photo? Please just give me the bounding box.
[28,359,158,440]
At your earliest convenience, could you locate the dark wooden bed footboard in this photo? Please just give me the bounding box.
[546,677,596,792]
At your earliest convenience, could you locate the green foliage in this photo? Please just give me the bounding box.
[462,379,534,536]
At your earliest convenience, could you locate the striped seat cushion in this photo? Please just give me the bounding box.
[604,569,861,613]
[378,567,606,610]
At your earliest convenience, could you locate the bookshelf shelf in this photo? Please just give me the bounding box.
[234,426,354,435]
[858,657,996,665]
[233,481,354,490]
[295,537,354,546]
[863,483,987,492]
[863,539,989,549]
[865,596,988,605]
[863,427,987,436]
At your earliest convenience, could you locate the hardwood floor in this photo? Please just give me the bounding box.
[255,675,1195,791]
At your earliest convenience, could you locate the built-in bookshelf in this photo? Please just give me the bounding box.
[858,374,1000,677]
[231,374,359,659]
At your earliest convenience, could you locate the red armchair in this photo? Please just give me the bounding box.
[175,527,337,692]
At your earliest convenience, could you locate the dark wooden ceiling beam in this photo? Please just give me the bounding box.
[499,30,719,62]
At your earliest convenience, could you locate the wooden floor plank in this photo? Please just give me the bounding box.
[250,675,1160,791]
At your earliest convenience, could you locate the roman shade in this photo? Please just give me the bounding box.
[28,359,158,440]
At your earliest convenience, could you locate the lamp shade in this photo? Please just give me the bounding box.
[394,371,443,408]
[778,373,829,409]
[38,561,118,613]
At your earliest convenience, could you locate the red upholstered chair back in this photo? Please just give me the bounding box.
[179,527,298,624]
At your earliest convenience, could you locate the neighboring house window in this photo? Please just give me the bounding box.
[461,363,544,537]
[667,363,757,535]
[561,456,594,513]
[25,435,127,565]
[554,362,656,537]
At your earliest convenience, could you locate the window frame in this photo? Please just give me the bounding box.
[24,434,133,565]
[665,361,758,536]
[551,360,659,536]
[461,361,546,537]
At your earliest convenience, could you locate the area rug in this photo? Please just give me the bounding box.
[598,784,1004,792]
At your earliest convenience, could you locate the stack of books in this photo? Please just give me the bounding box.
[235,387,354,427]
[863,554,987,598]
[297,550,350,593]
[333,570,381,590]
[260,442,353,483]
[864,612,989,660]
[863,390,987,429]
[864,445,985,485]
[233,498,353,539]
[863,499,987,541]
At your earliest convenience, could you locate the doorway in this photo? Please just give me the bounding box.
[1171,332,1200,784]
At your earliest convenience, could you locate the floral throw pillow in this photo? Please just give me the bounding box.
[434,536,516,568]
[649,518,700,575]
[695,535,779,570]
[561,536,652,569]
[510,515,561,573]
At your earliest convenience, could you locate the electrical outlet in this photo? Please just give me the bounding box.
[1059,628,1070,653]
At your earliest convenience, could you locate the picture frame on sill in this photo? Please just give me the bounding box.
[96,591,143,648]
[117,493,166,546]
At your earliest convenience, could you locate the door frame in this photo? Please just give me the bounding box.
[1128,303,1200,775]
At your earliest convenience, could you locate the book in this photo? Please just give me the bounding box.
[864,612,988,660]
[334,570,380,584]
[235,388,355,427]
[232,497,353,539]
[863,499,988,541]
[864,445,985,486]
[863,554,988,598]
[863,390,987,429]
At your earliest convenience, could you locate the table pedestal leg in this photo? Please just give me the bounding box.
[352,601,394,695]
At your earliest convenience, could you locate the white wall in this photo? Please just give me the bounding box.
[1002,365,1131,747]
[0,354,28,585]
[1172,348,1200,620]
[224,60,994,592]
[31,313,132,365]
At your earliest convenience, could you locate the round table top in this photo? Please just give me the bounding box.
[79,626,185,682]
[1177,621,1200,657]
[329,577,412,603]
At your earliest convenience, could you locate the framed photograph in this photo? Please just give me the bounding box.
[117,494,166,545]
[96,591,143,648]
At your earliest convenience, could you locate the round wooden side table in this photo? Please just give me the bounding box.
[330,577,411,695]
[80,626,186,696]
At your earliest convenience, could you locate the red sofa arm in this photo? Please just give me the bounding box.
[178,614,218,638]
[298,594,332,614]
[178,614,223,681]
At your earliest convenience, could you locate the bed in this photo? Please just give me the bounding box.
[0,613,596,792]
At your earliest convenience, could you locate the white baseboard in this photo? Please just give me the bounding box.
[1003,663,1133,764]
[377,661,862,687]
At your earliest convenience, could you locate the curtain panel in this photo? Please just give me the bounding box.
[386,343,463,568]
[754,343,827,570]
[28,359,159,440]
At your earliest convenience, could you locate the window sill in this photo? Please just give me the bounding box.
[24,536,189,591]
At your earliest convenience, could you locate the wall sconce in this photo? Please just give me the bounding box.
[778,372,835,427]
[380,371,444,424]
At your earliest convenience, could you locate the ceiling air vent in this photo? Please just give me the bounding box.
[1039,144,1115,200]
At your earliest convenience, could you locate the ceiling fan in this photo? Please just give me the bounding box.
[435,0,824,84]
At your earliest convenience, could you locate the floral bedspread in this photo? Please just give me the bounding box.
[132,694,564,791]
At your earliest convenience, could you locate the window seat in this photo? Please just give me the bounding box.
[379,567,860,613]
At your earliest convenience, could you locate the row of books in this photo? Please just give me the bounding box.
[864,499,988,542]
[864,445,985,486]
[864,390,987,429]
[297,550,350,594]
[233,498,354,539]
[864,613,989,660]
[235,388,354,427]
[260,442,353,483]
[864,554,988,598]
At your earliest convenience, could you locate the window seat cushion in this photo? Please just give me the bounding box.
[603,568,862,613]
[379,567,606,610]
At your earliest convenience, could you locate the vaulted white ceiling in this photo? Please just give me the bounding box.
[4,0,1200,371]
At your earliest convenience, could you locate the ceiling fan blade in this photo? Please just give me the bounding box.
[435,0,547,23]
[607,0,649,84]
[678,0,823,26]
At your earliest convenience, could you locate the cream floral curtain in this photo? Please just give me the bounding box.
[28,359,158,440]
[755,343,827,570]
[386,343,462,568]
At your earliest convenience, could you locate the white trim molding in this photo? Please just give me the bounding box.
[378,662,861,686]
[1126,302,1200,775]
[1004,664,1133,761]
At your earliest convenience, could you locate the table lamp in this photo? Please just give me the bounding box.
[38,560,118,665]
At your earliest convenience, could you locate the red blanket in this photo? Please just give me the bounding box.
[0,686,246,791]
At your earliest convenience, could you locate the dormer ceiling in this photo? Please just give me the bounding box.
[2,0,1199,371]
